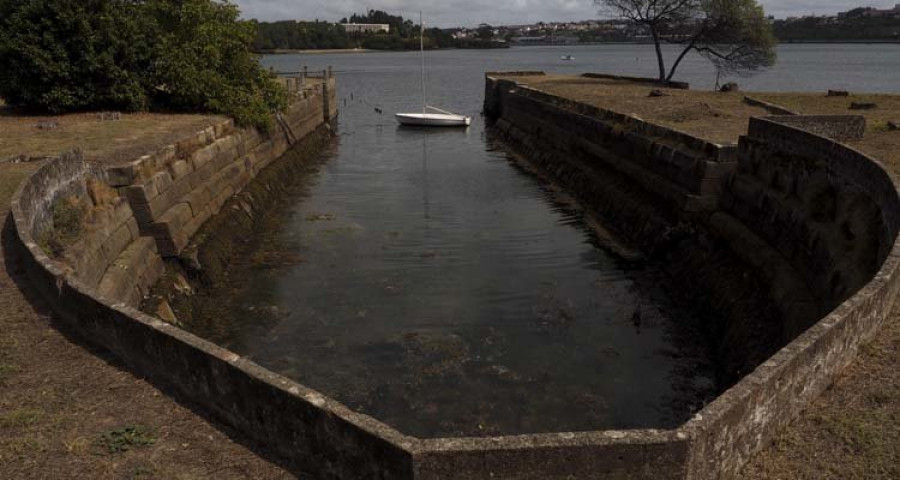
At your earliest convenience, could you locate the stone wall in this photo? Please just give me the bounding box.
[10,150,165,306]
[485,77,736,221]
[742,96,799,116]
[483,73,900,479]
[110,87,331,260]
[759,114,866,142]
[7,78,448,479]
[485,75,782,382]
[9,71,900,479]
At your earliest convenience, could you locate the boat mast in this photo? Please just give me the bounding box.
[420,11,426,113]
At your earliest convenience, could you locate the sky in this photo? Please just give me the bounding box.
[231,0,900,27]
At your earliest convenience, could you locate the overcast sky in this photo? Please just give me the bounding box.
[231,1,900,27]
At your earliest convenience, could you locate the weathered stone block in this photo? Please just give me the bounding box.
[214,119,235,138]
[150,170,174,197]
[106,160,140,187]
[97,264,135,304]
[121,184,155,205]
[148,203,193,257]
[169,159,193,181]
[190,141,219,171]
[145,175,194,223]
[184,186,212,218]
[100,222,135,264]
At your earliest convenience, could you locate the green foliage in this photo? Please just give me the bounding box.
[477,24,495,40]
[144,0,286,131]
[253,20,351,51]
[97,425,156,454]
[774,13,900,42]
[253,11,475,51]
[0,0,285,131]
[699,0,778,79]
[0,0,152,112]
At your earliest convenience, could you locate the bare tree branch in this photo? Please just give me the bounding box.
[595,0,776,84]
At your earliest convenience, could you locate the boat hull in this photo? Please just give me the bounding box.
[395,113,471,127]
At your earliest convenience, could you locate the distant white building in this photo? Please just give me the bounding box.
[339,23,390,34]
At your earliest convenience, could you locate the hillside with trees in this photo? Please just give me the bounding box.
[774,9,900,42]
[252,21,351,51]
[253,10,507,52]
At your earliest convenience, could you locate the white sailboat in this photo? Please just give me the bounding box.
[396,13,471,128]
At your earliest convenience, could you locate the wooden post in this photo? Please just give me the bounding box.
[322,67,331,123]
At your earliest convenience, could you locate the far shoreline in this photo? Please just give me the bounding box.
[256,40,900,56]
[256,48,376,55]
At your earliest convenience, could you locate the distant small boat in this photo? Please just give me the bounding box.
[561,55,575,61]
[396,12,471,128]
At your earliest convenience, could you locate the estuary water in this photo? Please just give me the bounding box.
[181,45,897,438]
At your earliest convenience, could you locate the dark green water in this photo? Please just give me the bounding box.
[178,48,749,438]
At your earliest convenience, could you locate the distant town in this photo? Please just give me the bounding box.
[252,5,900,52]
[450,4,900,45]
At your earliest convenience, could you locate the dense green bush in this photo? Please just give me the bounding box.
[0,0,286,131]
[0,0,152,112]
[144,0,287,130]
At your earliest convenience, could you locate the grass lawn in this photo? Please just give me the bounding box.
[0,106,223,165]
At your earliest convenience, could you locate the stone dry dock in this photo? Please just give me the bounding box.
[2,71,900,479]
[483,72,900,478]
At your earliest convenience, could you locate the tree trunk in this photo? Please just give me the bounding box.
[651,29,667,83]
[667,44,695,83]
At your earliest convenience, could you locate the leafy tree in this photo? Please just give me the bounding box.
[426,27,455,48]
[597,0,776,83]
[0,0,285,130]
[0,0,153,112]
[144,0,286,130]
[477,24,495,40]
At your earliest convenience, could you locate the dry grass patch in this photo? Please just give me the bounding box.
[741,311,900,480]
[0,106,223,165]
[0,163,38,207]
[502,74,768,145]
[752,93,900,176]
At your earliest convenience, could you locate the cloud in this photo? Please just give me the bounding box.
[231,0,900,27]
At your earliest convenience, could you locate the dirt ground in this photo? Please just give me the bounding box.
[0,106,222,164]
